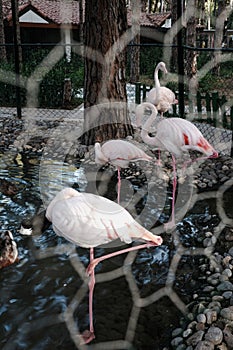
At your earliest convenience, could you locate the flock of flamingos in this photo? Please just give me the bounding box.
[1,62,219,344]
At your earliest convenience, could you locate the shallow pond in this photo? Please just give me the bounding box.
[0,149,230,350]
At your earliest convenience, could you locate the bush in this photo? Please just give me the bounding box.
[0,48,84,108]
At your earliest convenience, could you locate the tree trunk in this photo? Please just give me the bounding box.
[170,0,178,73]
[82,0,133,145]
[186,0,198,97]
[141,0,147,12]
[213,0,226,76]
[0,0,6,61]
[11,0,23,69]
[129,0,140,83]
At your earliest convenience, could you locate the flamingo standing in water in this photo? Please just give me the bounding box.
[147,61,178,116]
[46,187,163,344]
[94,139,152,203]
[136,102,218,228]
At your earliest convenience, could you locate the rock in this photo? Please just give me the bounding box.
[183,328,193,338]
[229,248,233,256]
[220,306,233,320]
[222,268,232,278]
[194,340,214,350]
[204,326,223,345]
[207,273,220,285]
[197,314,206,324]
[188,320,198,330]
[171,336,183,347]
[222,291,233,299]
[217,281,233,292]
[212,295,224,302]
[203,286,215,292]
[225,230,233,241]
[205,310,217,324]
[187,330,204,346]
[208,301,221,313]
[222,255,233,267]
[216,342,229,350]
[196,322,206,331]
[172,328,183,337]
[219,274,230,282]
[176,344,186,350]
[223,324,233,348]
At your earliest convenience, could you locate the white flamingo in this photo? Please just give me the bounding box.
[147,61,178,116]
[46,187,163,344]
[94,139,152,203]
[136,102,218,228]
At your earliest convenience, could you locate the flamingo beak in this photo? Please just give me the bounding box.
[210,151,218,158]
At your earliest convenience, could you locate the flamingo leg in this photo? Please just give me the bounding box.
[156,149,162,166]
[86,241,158,276]
[117,167,121,204]
[171,155,177,225]
[81,248,96,344]
[164,154,177,230]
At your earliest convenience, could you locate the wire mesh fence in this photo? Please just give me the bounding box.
[1,11,233,350]
[1,41,233,157]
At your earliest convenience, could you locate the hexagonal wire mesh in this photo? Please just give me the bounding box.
[1,4,233,350]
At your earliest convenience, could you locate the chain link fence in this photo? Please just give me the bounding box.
[0,41,232,156]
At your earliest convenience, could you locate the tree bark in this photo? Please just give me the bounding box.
[186,0,198,97]
[170,0,178,73]
[213,0,226,76]
[11,0,23,69]
[0,0,6,61]
[129,0,140,83]
[82,0,133,145]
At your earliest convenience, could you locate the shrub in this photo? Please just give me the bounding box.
[0,48,84,108]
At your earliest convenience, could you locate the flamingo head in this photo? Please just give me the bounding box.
[158,61,168,74]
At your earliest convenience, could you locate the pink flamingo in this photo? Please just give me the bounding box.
[94,139,152,203]
[147,61,178,116]
[136,102,218,229]
[46,187,163,344]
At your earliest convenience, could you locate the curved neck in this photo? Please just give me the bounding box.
[154,65,161,88]
[136,102,158,146]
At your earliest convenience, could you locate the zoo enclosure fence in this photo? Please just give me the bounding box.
[1,42,233,156]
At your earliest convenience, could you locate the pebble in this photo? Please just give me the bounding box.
[170,246,233,349]
[217,281,233,292]
[195,340,214,349]
[205,310,217,324]
[204,326,223,345]
[223,324,233,348]
[197,314,206,324]
[171,337,183,347]
[222,291,233,299]
[186,330,204,346]
[172,328,183,337]
[220,306,233,320]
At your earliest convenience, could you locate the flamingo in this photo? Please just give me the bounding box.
[94,139,152,203]
[147,61,178,116]
[136,102,218,229]
[46,187,163,344]
[0,231,18,269]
